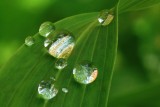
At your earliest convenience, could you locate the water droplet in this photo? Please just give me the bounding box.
[48,30,75,58]
[98,9,114,26]
[38,80,58,100]
[55,58,67,70]
[73,61,98,84]
[44,39,52,47]
[50,76,56,81]
[62,88,68,93]
[39,21,55,37]
[25,36,35,46]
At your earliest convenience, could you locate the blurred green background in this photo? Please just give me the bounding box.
[0,0,160,106]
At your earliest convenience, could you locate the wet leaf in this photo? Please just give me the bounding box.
[0,0,160,107]
[0,5,118,107]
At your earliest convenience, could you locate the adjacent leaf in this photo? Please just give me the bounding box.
[0,5,118,107]
[109,82,160,107]
[119,0,160,13]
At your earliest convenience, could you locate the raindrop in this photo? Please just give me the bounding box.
[25,36,35,46]
[38,80,58,100]
[55,58,67,70]
[44,39,52,48]
[50,76,56,81]
[73,61,98,84]
[47,30,75,59]
[62,88,68,93]
[98,9,114,26]
[39,21,55,37]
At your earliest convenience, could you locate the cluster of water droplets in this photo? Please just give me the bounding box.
[39,22,75,59]
[38,78,70,100]
[36,21,99,100]
[24,8,114,100]
[25,9,114,47]
[37,21,75,100]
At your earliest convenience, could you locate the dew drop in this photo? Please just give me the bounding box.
[25,36,35,46]
[50,76,56,81]
[55,58,67,70]
[38,80,58,100]
[39,21,55,37]
[48,30,75,59]
[44,39,52,48]
[73,61,98,84]
[98,9,114,26]
[62,88,68,93]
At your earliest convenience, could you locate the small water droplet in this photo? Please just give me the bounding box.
[39,21,55,37]
[48,30,75,58]
[73,61,98,84]
[55,58,67,70]
[38,80,58,100]
[44,39,52,47]
[25,36,35,46]
[98,9,114,26]
[50,77,56,81]
[62,88,68,93]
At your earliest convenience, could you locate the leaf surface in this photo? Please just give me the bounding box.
[0,5,118,107]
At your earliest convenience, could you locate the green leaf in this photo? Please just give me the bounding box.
[0,5,118,107]
[119,0,160,13]
[109,82,160,107]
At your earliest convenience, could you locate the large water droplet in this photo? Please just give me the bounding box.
[73,61,98,84]
[38,80,58,100]
[98,9,114,26]
[55,58,67,70]
[25,36,35,46]
[62,88,68,93]
[48,30,75,58]
[39,21,55,37]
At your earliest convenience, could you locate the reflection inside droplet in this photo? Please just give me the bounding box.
[47,30,75,59]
